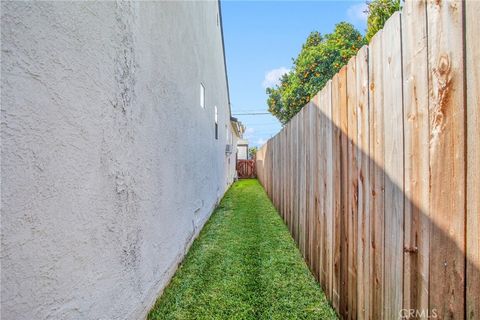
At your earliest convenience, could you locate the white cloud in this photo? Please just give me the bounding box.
[244,127,255,139]
[256,137,267,146]
[262,67,290,89]
[347,2,368,23]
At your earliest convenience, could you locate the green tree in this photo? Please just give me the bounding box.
[266,23,365,124]
[248,147,258,159]
[365,0,401,43]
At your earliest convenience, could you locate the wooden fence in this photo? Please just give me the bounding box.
[256,1,479,319]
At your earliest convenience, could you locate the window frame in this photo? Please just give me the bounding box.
[200,83,205,108]
[214,106,218,140]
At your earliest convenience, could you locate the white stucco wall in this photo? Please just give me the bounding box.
[1,2,234,319]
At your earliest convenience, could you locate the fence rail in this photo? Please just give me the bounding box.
[255,1,479,319]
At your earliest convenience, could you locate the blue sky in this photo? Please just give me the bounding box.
[221,0,368,147]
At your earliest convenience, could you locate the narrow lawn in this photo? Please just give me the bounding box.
[148,179,337,320]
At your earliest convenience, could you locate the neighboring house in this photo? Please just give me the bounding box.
[1,1,235,320]
[237,138,249,160]
[228,117,245,182]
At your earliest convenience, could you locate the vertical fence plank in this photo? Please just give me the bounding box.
[279,132,281,213]
[295,113,300,247]
[293,115,298,244]
[401,1,430,315]
[346,55,358,320]
[334,66,349,319]
[256,145,262,184]
[316,88,325,288]
[368,29,385,320]
[313,93,321,282]
[325,80,334,302]
[331,72,343,313]
[296,114,301,245]
[307,102,314,273]
[272,135,276,208]
[381,11,404,320]
[282,129,285,219]
[280,127,287,220]
[338,65,350,319]
[278,133,281,210]
[308,102,315,273]
[466,0,480,318]
[300,109,307,257]
[355,45,370,320]
[277,132,281,217]
[287,122,292,234]
[304,103,311,265]
[427,0,466,317]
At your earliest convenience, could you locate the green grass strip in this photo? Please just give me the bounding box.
[148,179,337,320]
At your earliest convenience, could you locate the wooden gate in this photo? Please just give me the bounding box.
[236,160,256,179]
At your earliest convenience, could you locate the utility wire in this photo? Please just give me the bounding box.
[232,112,270,115]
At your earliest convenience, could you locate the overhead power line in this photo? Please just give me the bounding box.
[232,112,271,116]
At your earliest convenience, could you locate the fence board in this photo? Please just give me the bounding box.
[313,92,322,282]
[316,87,326,288]
[346,55,358,320]
[287,122,292,233]
[326,80,334,302]
[281,127,284,219]
[309,102,316,271]
[427,0,466,318]
[401,1,430,315]
[304,104,311,265]
[311,95,318,283]
[466,0,480,318]
[292,115,298,242]
[381,12,404,320]
[331,72,343,313]
[301,108,307,258]
[338,66,350,319]
[367,29,385,320]
[355,45,369,320]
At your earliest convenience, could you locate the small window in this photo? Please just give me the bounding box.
[200,83,205,108]
[214,106,218,140]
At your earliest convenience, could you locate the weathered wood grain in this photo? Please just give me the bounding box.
[427,0,466,318]
[304,104,311,265]
[331,72,343,313]
[401,1,430,315]
[301,108,307,258]
[293,114,299,244]
[346,55,358,320]
[355,45,369,320]
[312,93,321,282]
[328,80,335,302]
[367,29,385,320]
[287,121,292,234]
[381,11,404,320]
[338,65,350,319]
[317,87,327,289]
[466,0,480,318]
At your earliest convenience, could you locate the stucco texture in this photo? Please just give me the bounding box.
[1,1,234,319]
